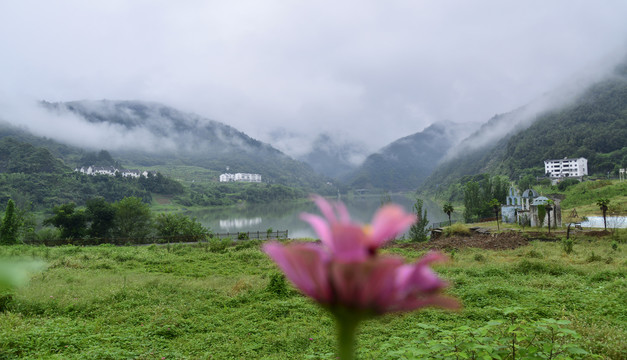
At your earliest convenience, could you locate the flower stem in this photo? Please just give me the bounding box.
[333,309,362,360]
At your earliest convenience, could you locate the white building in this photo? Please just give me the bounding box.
[75,166,153,178]
[219,173,262,183]
[544,157,588,178]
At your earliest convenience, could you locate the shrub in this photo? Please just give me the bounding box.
[442,223,471,237]
[473,253,486,262]
[562,238,574,254]
[208,237,231,253]
[586,252,603,263]
[237,232,249,240]
[266,273,289,297]
[557,178,580,191]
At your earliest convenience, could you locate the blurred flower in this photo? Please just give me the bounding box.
[264,195,459,359]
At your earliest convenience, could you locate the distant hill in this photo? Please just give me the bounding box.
[0,137,68,174]
[420,60,627,193]
[19,100,331,191]
[344,121,478,191]
[0,137,156,209]
[296,133,369,179]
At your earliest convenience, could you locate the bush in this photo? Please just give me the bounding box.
[208,237,231,253]
[443,223,471,237]
[266,273,289,297]
[562,238,574,254]
[557,178,580,191]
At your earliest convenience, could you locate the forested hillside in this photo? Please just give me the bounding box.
[0,138,179,210]
[346,121,477,191]
[421,61,627,195]
[39,100,332,192]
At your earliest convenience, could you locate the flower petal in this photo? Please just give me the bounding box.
[330,256,403,312]
[370,205,416,248]
[300,213,333,247]
[263,242,332,303]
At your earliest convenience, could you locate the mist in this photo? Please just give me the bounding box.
[1,1,627,156]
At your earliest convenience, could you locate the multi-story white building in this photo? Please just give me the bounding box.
[219,173,262,183]
[544,157,588,178]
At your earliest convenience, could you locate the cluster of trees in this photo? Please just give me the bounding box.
[177,182,306,207]
[462,174,509,222]
[0,197,210,244]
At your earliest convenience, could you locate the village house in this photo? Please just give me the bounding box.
[544,157,587,184]
[501,186,561,228]
[74,166,153,178]
[219,173,262,183]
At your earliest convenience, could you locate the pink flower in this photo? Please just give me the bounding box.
[264,195,459,315]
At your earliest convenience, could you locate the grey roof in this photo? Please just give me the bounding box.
[522,189,539,198]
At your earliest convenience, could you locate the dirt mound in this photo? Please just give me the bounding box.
[394,231,530,251]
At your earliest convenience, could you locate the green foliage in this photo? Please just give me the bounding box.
[442,223,471,237]
[537,205,546,227]
[155,213,210,241]
[112,197,153,239]
[237,232,250,240]
[266,273,289,298]
[421,71,627,198]
[562,238,574,254]
[442,202,454,225]
[557,178,580,191]
[462,175,509,221]
[381,316,597,360]
[518,174,536,192]
[0,238,625,359]
[208,237,231,252]
[43,203,87,239]
[408,197,429,242]
[0,200,21,245]
[85,197,116,238]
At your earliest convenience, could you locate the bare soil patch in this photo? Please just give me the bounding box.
[393,231,530,251]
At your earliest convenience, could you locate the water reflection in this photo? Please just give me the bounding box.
[219,217,262,230]
[188,194,451,239]
[580,216,627,229]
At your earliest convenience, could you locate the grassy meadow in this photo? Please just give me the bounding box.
[1,232,626,359]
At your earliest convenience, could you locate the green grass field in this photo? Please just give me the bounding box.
[1,233,625,359]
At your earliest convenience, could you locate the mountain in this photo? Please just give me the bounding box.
[345,121,479,191]
[0,137,67,174]
[296,133,369,179]
[28,100,330,190]
[420,59,627,194]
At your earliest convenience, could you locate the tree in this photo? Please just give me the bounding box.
[43,203,87,239]
[442,202,454,226]
[463,181,482,222]
[112,197,153,239]
[86,197,116,238]
[489,198,500,231]
[155,213,210,241]
[408,197,429,242]
[596,198,610,230]
[0,199,21,245]
[518,174,536,192]
[545,200,554,234]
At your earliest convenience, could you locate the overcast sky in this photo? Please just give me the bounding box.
[1,0,626,154]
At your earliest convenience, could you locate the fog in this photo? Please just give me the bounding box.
[1,1,626,156]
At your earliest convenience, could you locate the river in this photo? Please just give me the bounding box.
[186,194,451,239]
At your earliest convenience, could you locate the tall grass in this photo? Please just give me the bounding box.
[1,235,625,359]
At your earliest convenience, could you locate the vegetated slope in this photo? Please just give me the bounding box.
[421,61,627,193]
[39,100,331,191]
[0,137,168,209]
[345,121,478,191]
[0,137,67,174]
